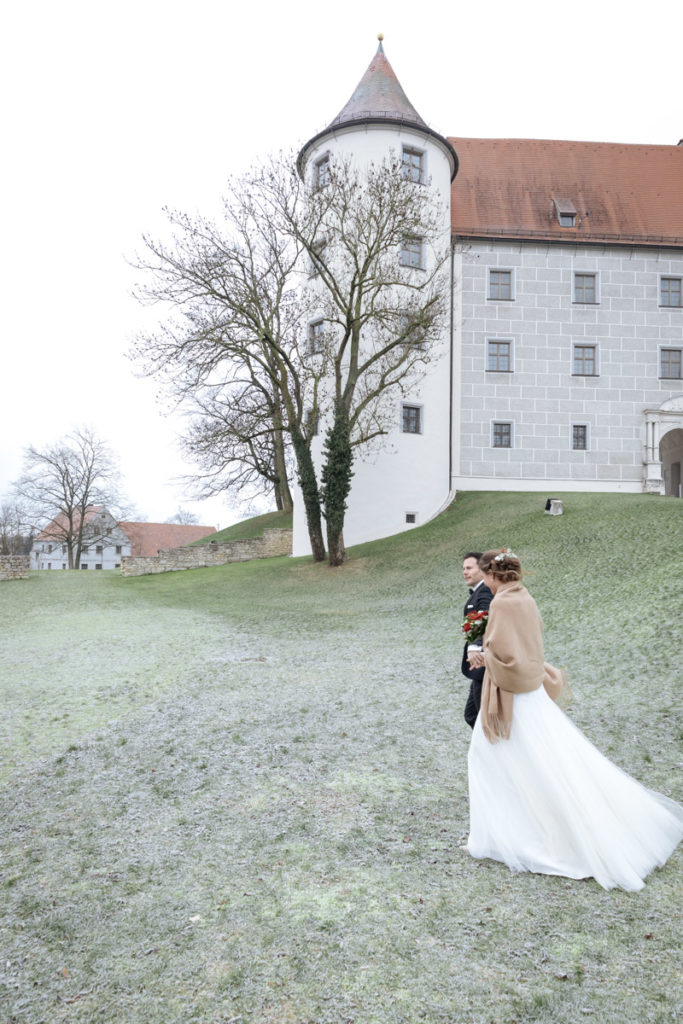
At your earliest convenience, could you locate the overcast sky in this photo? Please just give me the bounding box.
[1,0,680,528]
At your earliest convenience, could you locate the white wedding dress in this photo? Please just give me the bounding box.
[467,687,683,891]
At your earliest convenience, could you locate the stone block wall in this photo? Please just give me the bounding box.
[0,556,30,580]
[120,529,292,577]
[454,241,683,490]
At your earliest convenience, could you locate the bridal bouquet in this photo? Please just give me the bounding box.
[462,609,489,644]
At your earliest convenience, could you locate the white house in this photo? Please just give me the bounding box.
[31,508,131,570]
[292,39,683,556]
[31,509,217,569]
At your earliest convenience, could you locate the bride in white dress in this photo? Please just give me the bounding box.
[465,549,683,891]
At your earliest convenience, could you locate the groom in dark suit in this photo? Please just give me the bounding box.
[461,552,493,728]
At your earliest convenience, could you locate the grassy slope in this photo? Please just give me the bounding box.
[1,492,681,1024]
[191,509,293,545]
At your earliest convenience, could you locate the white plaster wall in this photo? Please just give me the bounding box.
[455,242,683,491]
[293,124,455,556]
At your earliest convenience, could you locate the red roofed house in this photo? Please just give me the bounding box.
[32,508,216,570]
[292,40,683,554]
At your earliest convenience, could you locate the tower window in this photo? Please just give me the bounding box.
[402,404,423,434]
[401,146,425,184]
[572,424,590,451]
[308,320,325,354]
[400,236,424,269]
[314,154,331,189]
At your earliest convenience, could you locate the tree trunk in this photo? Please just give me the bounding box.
[320,402,354,568]
[291,426,325,562]
[272,418,293,514]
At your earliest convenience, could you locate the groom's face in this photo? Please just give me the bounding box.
[463,557,484,588]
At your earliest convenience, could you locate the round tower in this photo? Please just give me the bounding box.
[293,38,458,555]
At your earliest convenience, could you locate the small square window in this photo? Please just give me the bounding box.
[574,273,597,304]
[314,154,330,189]
[572,424,589,451]
[559,213,576,227]
[308,320,325,354]
[660,348,682,379]
[402,404,422,434]
[95,564,103,570]
[487,339,512,372]
[401,146,425,183]
[492,422,512,448]
[81,563,88,570]
[405,512,417,524]
[573,344,598,376]
[489,269,512,300]
[400,236,424,269]
[660,277,682,307]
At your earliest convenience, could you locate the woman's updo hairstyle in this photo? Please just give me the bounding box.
[479,548,522,584]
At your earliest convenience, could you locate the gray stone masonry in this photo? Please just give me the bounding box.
[0,556,30,580]
[120,529,292,577]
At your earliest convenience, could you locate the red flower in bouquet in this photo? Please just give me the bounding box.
[461,609,489,643]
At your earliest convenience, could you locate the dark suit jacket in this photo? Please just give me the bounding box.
[461,581,493,727]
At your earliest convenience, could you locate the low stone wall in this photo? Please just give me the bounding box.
[120,529,292,577]
[0,555,30,580]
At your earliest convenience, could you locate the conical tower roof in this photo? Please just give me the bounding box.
[328,37,428,131]
[297,37,458,180]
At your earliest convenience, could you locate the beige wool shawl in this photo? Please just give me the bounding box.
[481,581,567,743]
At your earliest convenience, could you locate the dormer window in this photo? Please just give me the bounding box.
[402,146,425,184]
[314,154,331,189]
[554,198,577,228]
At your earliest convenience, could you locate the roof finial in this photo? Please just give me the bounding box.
[377,32,384,52]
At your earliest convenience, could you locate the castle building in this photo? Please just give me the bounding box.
[293,39,683,555]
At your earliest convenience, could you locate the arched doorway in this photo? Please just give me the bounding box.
[644,396,683,495]
[660,427,683,497]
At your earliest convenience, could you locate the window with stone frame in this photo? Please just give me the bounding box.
[402,404,423,434]
[308,320,325,354]
[572,423,589,451]
[572,344,598,376]
[401,146,425,183]
[660,348,682,379]
[486,339,512,372]
[492,421,513,448]
[400,236,424,269]
[574,272,598,304]
[488,269,513,300]
[660,277,682,307]
[314,154,331,189]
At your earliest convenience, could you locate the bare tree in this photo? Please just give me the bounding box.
[264,153,450,564]
[132,159,327,560]
[180,379,294,512]
[0,499,32,555]
[133,151,448,566]
[13,427,124,569]
[168,508,200,524]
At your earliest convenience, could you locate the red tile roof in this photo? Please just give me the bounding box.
[449,138,683,247]
[329,38,428,131]
[118,522,216,557]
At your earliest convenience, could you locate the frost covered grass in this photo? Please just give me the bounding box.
[1,491,681,1024]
